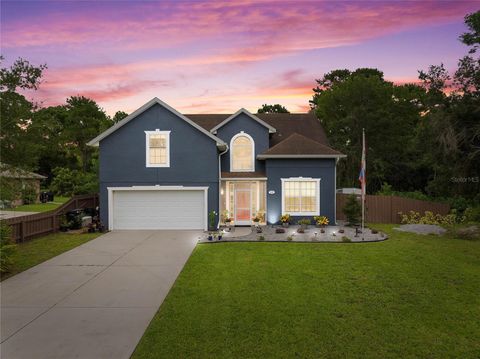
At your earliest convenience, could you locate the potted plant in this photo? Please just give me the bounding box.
[223,210,232,225]
[314,215,329,228]
[252,213,261,226]
[208,233,214,241]
[217,231,223,240]
[298,218,311,231]
[280,214,290,227]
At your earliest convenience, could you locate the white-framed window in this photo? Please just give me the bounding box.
[281,177,320,215]
[145,130,170,167]
[230,132,254,172]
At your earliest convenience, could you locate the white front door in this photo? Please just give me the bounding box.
[234,184,251,225]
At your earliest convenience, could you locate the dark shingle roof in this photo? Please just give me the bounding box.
[258,133,344,157]
[186,112,343,157]
[0,163,46,179]
[186,112,329,146]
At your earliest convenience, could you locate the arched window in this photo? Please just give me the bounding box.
[230,133,254,171]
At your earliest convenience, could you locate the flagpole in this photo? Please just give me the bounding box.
[361,128,365,238]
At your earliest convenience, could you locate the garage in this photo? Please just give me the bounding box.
[108,186,208,230]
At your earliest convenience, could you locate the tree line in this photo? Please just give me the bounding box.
[1,11,478,207]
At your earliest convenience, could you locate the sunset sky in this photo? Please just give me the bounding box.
[1,0,478,115]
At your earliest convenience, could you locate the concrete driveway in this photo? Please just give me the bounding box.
[0,230,200,359]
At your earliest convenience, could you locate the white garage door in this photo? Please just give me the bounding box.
[111,188,206,230]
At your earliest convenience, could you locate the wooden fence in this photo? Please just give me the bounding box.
[336,194,450,224]
[3,194,99,243]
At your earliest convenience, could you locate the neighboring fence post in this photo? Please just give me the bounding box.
[20,221,26,242]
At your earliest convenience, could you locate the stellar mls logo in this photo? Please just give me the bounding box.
[450,176,479,183]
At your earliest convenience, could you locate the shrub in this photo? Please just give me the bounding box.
[257,235,265,241]
[50,167,98,196]
[400,211,461,226]
[343,194,361,225]
[298,218,311,226]
[0,222,16,273]
[464,207,480,223]
[21,185,37,204]
[286,236,293,241]
[341,236,351,242]
[448,226,480,241]
[208,210,217,231]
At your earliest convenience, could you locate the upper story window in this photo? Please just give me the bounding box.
[145,130,170,167]
[230,132,254,172]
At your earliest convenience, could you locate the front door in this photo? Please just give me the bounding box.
[234,184,251,225]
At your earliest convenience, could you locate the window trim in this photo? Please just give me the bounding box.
[230,131,255,172]
[281,177,320,216]
[145,129,171,168]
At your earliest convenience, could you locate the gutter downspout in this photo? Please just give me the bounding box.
[218,144,229,229]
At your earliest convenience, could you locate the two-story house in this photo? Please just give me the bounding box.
[88,98,345,231]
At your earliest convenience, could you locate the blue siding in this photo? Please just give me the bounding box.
[216,113,270,173]
[265,159,337,225]
[99,103,219,228]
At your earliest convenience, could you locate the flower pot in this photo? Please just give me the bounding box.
[282,222,289,228]
[218,235,222,240]
[208,235,213,241]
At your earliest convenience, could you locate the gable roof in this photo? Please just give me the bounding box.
[187,112,329,147]
[0,163,46,179]
[209,108,276,134]
[87,98,226,148]
[257,133,345,159]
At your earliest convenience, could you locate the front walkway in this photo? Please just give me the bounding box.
[0,230,200,359]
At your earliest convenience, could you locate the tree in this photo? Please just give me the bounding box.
[257,104,289,113]
[0,57,47,169]
[460,11,480,54]
[111,110,128,123]
[62,96,111,172]
[415,10,480,199]
[312,68,424,192]
[342,194,361,226]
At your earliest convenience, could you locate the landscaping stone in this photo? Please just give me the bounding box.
[200,225,386,243]
[394,224,446,235]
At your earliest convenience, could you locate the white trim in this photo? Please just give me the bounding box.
[107,185,209,231]
[334,158,337,224]
[221,177,268,180]
[281,177,321,216]
[145,130,170,167]
[230,132,255,172]
[218,145,229,228]
[87,97,226,148]
[257,154,346,159]
[210,108,276,134]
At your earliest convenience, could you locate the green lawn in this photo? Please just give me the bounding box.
[1,232,101,281]
[12,196,70,212]
[133,224,480,359]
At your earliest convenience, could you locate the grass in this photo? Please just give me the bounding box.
[1,232,101,281]
[11,196,70,212]
[132,224,480,359]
